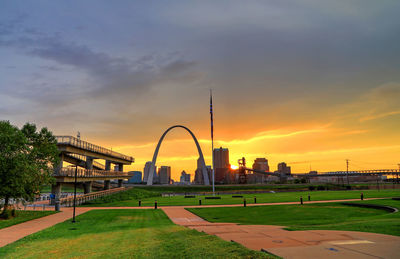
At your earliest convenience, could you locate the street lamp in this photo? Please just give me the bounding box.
[72,164,78,223]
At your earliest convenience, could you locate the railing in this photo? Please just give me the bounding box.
[67,153,106,170]
[56,136,134,162]
[60,187,128,206]
[55,167,133,178]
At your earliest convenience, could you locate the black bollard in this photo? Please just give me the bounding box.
[308,194,311,201]
[361,193,364,201]
[243,199,247,207]
[55,201,60,211]
[254,197,257,204]
[300,196,303,205]
[199,199,202,205]
[155,201,157,209]
[139,200,141,207]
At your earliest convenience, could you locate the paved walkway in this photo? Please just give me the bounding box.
[0,207,92,248]
[1,198,399,258]
[162,206,400,259]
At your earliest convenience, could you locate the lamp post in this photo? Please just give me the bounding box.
[72,164,78,223]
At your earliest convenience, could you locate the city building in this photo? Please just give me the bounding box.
[158,166,171,185]
[252,158,270,183]
[179,170,191,184]
[143,161,157,184]
[213,147,231,184]
[128,171,142,184]
[194,158,212,185]
[277,162,291,175]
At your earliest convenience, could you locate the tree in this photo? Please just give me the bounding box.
[0,121,59,217]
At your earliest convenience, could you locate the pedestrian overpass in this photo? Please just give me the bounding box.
[51,136,134,202]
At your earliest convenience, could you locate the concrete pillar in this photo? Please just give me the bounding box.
[50,182,62,205]
[54,153,64,175]
[83,181,92,194]
[86,156,94,169]
[118,179,123,187]
[118,163,123,172]
[104,180,111,190]
[105,160,111,171]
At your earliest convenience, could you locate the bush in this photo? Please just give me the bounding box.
[0,209,15,219]
[317,185,326,191]
[308,186,316,191]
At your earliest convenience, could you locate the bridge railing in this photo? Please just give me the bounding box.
[56,136,134,162]
[60,187,128,206]
[55,167,133,178]
[66,153,106,170]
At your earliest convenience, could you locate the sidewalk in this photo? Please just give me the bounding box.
[0,207,91,248]
[161,205,400,259]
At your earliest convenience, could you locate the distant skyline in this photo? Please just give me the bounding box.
[1,1,400,181]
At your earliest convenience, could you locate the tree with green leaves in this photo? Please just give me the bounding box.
[0,121,59,218]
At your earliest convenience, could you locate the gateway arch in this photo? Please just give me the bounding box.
[147,125,210,185]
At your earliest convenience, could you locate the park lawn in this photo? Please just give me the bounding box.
[0,209,274,259]
[188,199,400,236]
[82,189,400,207]
[0,211,56,229]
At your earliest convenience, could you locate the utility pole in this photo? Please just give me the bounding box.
[346,159,350,185]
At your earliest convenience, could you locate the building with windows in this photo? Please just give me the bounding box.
[252,158,270,183]
[143,161,157,183]
[158,166,171,184]
[179,170,191,184]
[213,147,231,184]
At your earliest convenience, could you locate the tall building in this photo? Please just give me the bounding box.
[194,158,212,185]
[213,147,231,184]
[180,170,191,184]
[213,147,230,169]
[277,162,291,175]
[143,161,157,183]
[158,166,171,184]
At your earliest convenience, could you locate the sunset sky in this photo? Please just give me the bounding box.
[1,1,400,181]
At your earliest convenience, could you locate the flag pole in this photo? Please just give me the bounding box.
[210,89,215,195]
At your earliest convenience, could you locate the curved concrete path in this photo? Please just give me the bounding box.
[1,198,399,259]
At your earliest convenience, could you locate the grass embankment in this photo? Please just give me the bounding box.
[82,189,400,207]
[84,188,160,206]
[0,210,274,259]
[0,211,56,229]
[188,199,400,236]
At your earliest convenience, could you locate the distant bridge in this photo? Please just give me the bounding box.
[301,169,400,177]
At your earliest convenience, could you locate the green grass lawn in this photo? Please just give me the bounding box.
[188,199,400,236]
[82,188,400,207]
[0,209,273,259]
[0,211,56,229]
